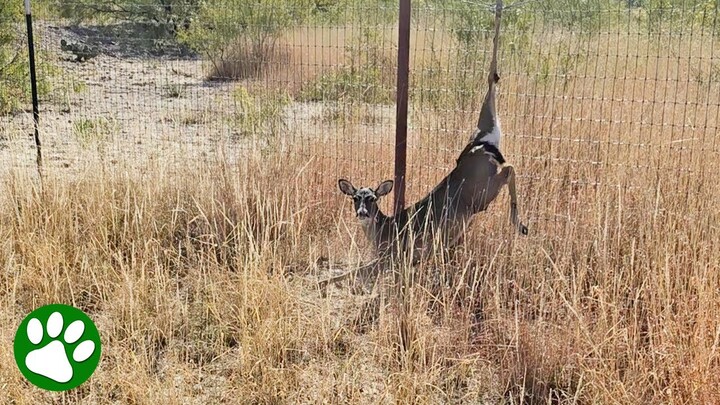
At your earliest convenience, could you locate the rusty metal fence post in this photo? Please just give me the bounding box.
[394,0,411,216]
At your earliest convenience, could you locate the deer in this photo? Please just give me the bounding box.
[319,0,527,294]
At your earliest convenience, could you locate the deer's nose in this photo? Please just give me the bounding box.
[357,207,369,218]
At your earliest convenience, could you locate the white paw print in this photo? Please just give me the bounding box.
[24,311,96,383]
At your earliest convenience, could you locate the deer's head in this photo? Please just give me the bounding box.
[338,179,393,221]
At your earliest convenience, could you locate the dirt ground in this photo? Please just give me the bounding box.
[0,22,404,178]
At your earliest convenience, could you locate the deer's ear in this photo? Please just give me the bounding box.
[375,180,393,197]
[338,179,356,196]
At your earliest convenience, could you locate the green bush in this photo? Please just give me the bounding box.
[300,68,394,105]
[178,0,314,79]
[73,116,117,147]
[635,0,719,35]
[49,0,201,36]
[309,0,398,25]
[231,86,291,138]
[299,26,395,104]
[0,0,25,114]
[530,0,622,31]
[0,0,55,115]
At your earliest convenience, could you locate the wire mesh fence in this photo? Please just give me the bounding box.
[1,0,718,223]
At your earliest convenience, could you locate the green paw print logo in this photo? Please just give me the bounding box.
[14,304,101,391]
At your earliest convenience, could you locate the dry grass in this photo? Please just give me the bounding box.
[1,20,720,405]
[1,127,718,403]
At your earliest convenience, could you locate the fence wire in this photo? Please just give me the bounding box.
[1,0,718,223]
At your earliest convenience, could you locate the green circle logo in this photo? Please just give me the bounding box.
[14,304,102,391]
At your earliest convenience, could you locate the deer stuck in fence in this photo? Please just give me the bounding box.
[320,0,527,294]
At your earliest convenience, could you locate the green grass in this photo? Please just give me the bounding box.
[72,117,117,147]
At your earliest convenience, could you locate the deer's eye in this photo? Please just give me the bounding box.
[368,196,377,203]
[353,195,360,201]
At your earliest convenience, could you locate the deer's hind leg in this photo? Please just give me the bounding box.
[491,165,529,235]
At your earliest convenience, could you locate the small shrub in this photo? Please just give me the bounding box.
[72,80,87,94]
[299,26,395,104]
[162,81,185,99]
[231,86,291,138]
[206,41,290,81]
[179,0,313,80]
[299,68,394,105]
[73,117,117,147]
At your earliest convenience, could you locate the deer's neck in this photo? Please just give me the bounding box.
[360,210,393,252]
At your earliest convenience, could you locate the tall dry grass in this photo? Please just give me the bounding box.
[2,19,720,405]
[1,123,718,403]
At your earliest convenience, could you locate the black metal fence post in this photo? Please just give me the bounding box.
[24,0,42,169]
[394,0,411,216]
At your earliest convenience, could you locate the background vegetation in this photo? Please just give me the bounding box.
[0,0,34,114]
